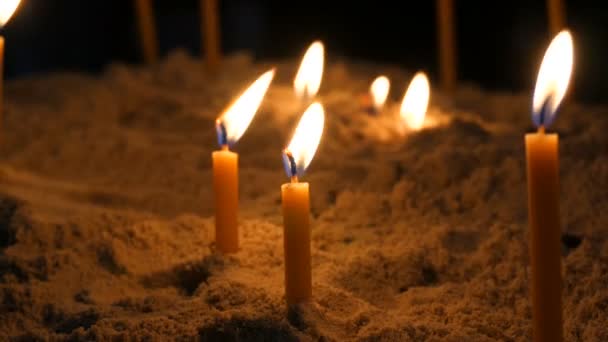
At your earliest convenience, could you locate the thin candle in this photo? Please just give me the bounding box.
[526,30,573,342]
[400,72,430,131]
[213,69,275,253]
[281,102,325,305]
[0,0,21,144]
[201,0,221,72]
[134,0,158,64]
[293,41,324,105]
[436,0,457,92]
[547,0,566,35]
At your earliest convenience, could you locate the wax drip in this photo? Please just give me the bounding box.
[215,120,228,147]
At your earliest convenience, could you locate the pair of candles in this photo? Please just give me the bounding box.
[367,72,430,132]
[212,42,327,306]
[213,82,324,306]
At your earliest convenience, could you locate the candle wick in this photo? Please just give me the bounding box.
[538,125,546,134]
[284,150,298,180]
[215,120,228,147]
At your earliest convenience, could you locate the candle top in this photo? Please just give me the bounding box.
[282,102,325,179]
[216,69,275,147]
[531,30,573,128]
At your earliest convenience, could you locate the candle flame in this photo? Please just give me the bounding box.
[0,0,21,27]
[294,41,324,101]
[400,72,430,130]
[532,30,573,128]
[283,103,325,178]
[370,76,390,112]
[216,69,275,147]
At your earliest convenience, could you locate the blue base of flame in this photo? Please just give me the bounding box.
[216,121,230,147]
[282,151,306,179]
[533,96,557,128]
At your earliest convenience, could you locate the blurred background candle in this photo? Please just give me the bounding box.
[400,72,430,131]
[213,69,275,253]
[281,102,324,305]
[526,30,573,342]
[0,0,21,144]
[368,75,390,114]
[293,41,324,105]
[133,0,158,64]
[200,0,221,72]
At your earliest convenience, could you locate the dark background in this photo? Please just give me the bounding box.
[2,0,606,103]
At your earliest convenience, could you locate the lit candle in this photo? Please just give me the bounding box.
[365,75,390,115]
[281,102,325,305]
[526,30,573,342]
[213,69,275,253]
[293,41,324,105]
[400,72,430,131]
[0,0,20,143]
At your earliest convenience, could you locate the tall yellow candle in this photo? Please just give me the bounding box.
[0,0,22,143]
[281,181,311,304]
[526,30,573,342]
[212,69,274,253]
[281,102,325,305]
[212,146,238,252]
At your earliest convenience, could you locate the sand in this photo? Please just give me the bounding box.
[0,50,607,341]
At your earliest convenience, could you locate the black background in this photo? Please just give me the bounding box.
[2,0,606,103]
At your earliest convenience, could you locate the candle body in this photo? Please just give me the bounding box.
[212,150,239,253]
[525,132,563,342]
[134,0,158,64]
[547,0,566,35]
[436,0,457,92]
[281,182,312,305]
[201,0,221,71]
[0,37,4,143]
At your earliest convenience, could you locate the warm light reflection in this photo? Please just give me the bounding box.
[0,0,20,27]
[370,76,390,112]
[532,30,573,128]
[400,72,430,130]
[283,103,325,178]
[294,41,324,101]
[216,69,275,146]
